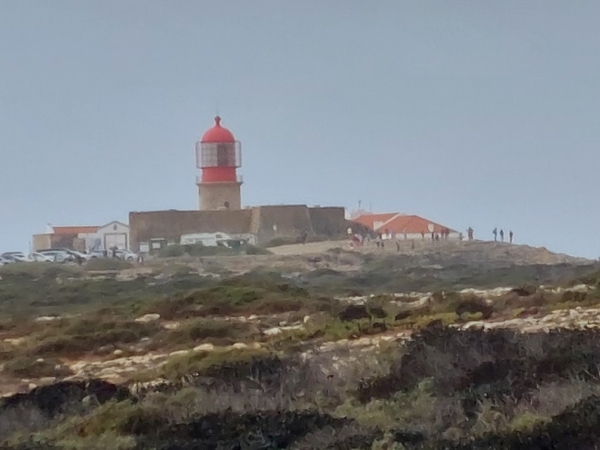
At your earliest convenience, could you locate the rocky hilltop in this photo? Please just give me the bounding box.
[269,239,591,267]
[0,240,599,449]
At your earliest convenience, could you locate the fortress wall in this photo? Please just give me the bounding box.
[129,209,252,251]
[129,204,348,250]
[308,207,347,237]
[250,205,315,244]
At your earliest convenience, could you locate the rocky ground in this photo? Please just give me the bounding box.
[1,240,600,449]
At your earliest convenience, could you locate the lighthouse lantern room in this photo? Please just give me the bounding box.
[195,116,243,210]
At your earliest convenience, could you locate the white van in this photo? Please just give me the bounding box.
[180,232,242,248]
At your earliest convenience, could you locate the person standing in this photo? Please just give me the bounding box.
[493,228,498,241]
[509,230,514,244]
[499,229,504,242]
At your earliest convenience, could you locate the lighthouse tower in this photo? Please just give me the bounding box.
[195,116,242,210]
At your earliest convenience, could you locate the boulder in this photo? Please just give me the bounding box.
[264,327,283,336]
[135,313,161,323]
[194,343,215,352]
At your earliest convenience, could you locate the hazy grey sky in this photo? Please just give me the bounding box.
[1,1,599,257]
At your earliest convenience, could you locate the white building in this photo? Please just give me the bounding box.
[33,221,130,252]
[92,221,130,251]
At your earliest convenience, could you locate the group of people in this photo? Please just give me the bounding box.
[492,227,514,244]
[422,227,453,242]
[347,225,517,250]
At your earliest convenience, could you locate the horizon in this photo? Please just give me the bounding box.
[2,2,599,259]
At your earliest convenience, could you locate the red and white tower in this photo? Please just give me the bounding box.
[195,116,242,210]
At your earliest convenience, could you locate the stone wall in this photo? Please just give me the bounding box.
[309,207,347,237]
[249,205,315,244]
[129,209,252,251]
[129,204,348,251]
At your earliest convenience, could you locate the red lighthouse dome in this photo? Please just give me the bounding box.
[201,116,235,143]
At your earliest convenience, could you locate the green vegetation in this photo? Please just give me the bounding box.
[0,262,82,279]
[244,244,271,255]
[157,347,272,381]
[159,243,237,258]
[157,242,271,258]
[2,356,72,378]
[0,264,216,318]
[3,254,600,448]
[85,258,133,271]
[151,318,259,348]
[147,280,334,320]
[264,235,330,248]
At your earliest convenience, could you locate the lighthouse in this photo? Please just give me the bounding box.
[195,116,242,210]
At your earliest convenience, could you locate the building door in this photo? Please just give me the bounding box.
[104,233,128,250]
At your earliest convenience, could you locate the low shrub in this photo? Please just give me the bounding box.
[158,244,237,258]
[455,297,493,320]
[85,259,133,271]
[509,411,551,433]
[158,347,272,381]
[337,303,388,322]
[0,263,81,280]
[244,245,271,255]
[2,356,73,379]
[154,318,259,348]
[148,282,334,320]
[264,234,331,248]
[186,244,236,257]
[158,245,186,258]
[264,237,298,248]
[27,318,160,358]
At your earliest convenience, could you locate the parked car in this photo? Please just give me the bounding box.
[115,250,138,261]
[89,249,109,258]
[37,248,92,263]
[89,249,138,261]
[0,256,14,266]
[37,250,76,263]
[29,252,54,263]
[1,252,33,263]
[67,250,93,262]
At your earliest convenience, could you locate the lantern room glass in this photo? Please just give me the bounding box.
[196,141,241,169]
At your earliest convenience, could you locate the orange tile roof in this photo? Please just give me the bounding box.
[52,226,100,235]
[352,213,456,235]
[352,213,397,230]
